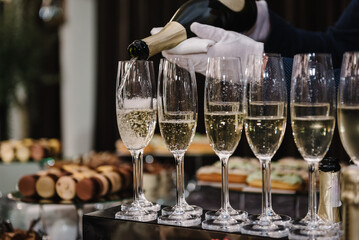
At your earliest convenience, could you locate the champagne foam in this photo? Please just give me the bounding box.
[123,97,152,109]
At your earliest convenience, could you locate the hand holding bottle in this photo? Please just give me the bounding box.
[162,22,264,75]
[127,0,258,59]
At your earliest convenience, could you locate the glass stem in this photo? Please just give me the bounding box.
[266,161,274,216]
[138,152,145,200]
[39,204,48,235]
[75,204,83,240]
[260,159,271,218]
[174,154,186,209]
[308,161,318,222]
[220,156,230,212]
[130,150,142,203]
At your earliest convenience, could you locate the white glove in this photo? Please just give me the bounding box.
[247,0,270,42]
[163,22,264,75]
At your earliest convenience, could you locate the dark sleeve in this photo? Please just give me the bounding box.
[264,0,359,68]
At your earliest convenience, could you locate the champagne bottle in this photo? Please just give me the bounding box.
[128,0,257,59]
[318,157,341,223]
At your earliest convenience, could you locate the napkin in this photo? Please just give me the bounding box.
[150,27,215,55]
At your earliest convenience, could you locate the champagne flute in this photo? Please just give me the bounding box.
[115,60,157,221]
[121,61,161,212]
[289,53,338,239]
[338,52,359,165]
[157,58,202,226]
[241,54,289,238]
[201,57,247,232]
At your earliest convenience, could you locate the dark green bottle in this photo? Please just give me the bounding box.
[128,0,257,59]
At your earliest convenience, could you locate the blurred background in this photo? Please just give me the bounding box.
[0,0,353,238]
[0,0,353,160]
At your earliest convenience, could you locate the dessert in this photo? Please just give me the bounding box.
[76,177,102,201]
[145,134,169,155]
[18,171,48,197]
[117,165,132,189]
[35,173,59,199]
[196,157,259,183]
[30,142,46,162]
[272,157,308,184]
[142,162,174,201]
[0,138,62,163]
[55,175,81,200]
[187,134,214,155]
[48,138,61,156]
[92,173,110,197]
[17,156,133,202]
[15,143,31,162]
[18,175,39,197]
[116,134,215,156]
[246,170,304,191]
[0,141,15,163]
[102,171,122,194]
[83,151,121,169]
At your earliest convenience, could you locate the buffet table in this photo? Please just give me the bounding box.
[83,205,278,240]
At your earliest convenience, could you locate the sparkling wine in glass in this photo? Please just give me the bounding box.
[289,53,338,239]
[201,57,247,232]
[241,54,289,238]
[120,60,161,212]
[338,51,359,165]
[114,60,158,221]
[157,58,202,226]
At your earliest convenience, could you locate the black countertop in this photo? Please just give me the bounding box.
[83,204,288,240]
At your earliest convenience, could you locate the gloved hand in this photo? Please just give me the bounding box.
[162,22,264,75]
[247,0,270,42]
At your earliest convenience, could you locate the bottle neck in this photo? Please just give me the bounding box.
[127,40,149,60]
[218,0,245,12]
[142,21,187,58]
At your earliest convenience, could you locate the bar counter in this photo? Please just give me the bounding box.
[83,205,279,240]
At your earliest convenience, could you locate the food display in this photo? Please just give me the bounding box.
[272,157,308,185]
[0,138,61,163]
[16,152,133,202]
[15,151,175,203]
[196,156,308,191]
[17,165,131,202]
[196,157,259,184]
[116,134,214,156]
[142,162,174,202]
[246,171,304,191]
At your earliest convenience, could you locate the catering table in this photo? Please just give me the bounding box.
[83,177,309,240]
[83,205,278,240]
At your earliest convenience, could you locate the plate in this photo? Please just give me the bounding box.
[197,180,298,195]
[7,191,131,205]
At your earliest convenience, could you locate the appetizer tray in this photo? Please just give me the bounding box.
[197,180,299,195]
[7,191,131,205]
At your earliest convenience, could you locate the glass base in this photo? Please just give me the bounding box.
[288,227,339,239]
[241,221,288,238]
[205,208,247,221]
[289,213,340,238]
[162,204,202,216]
[158,211,201,227]
[290,216,333,230]
[248,213,291,225]
[121,199,161,212]
[202,214,242,232]
[115,203,157,222]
